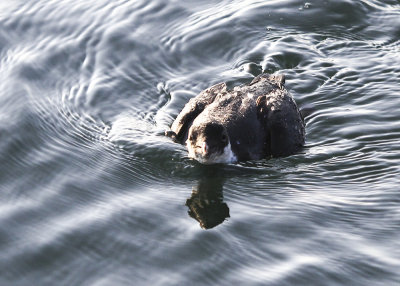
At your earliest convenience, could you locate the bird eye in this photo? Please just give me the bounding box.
[221,134,227,142]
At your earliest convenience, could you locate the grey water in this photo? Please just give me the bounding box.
[1,0,399,285]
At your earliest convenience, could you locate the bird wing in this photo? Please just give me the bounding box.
[255,77,305,157]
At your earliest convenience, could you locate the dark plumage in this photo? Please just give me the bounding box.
[165,73,305,164]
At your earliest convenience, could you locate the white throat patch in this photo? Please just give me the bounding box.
[186,141,237,164]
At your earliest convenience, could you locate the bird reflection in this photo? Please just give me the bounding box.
[186,170,229,229]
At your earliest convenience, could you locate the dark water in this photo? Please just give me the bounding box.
[1,0,400,285]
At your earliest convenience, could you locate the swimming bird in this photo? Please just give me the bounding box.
[165,73,305,164]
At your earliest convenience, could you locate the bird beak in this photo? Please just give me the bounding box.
[201,141,208,155]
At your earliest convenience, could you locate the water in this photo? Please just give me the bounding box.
[1,0,399,285]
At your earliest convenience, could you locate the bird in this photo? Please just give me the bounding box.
[165,73,305,164]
